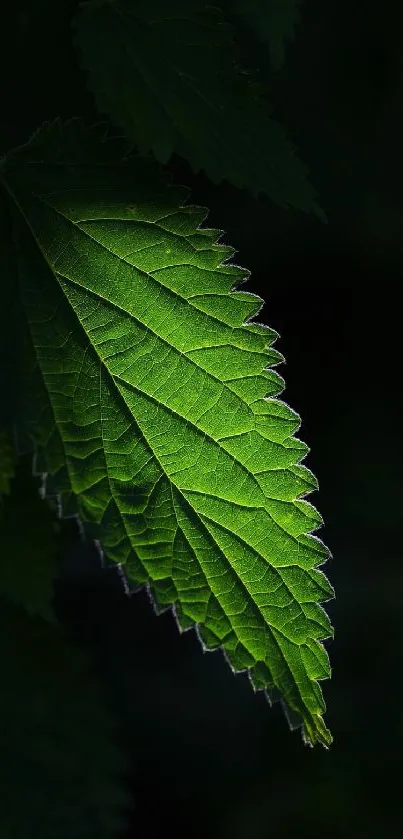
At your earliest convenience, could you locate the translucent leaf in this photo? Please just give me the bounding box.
[0,118,334,746]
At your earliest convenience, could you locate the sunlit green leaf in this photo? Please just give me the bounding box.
[0,118,333,745]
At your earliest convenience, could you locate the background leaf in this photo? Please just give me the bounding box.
[227,0,304,70]
[1,117,333,745]
[72,0,324,217]
[0,429,16,501]
[0,595,133,839]
[0,453,59,623]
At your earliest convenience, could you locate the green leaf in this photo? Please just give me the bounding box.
[229,0,304,70]
[72,0,325,218]
[1,118,334,746]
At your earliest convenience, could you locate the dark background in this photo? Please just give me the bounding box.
[1,1,402,836]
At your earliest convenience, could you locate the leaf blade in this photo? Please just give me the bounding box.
[1,118,334,745]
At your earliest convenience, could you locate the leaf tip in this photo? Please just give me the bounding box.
[302,713,333,749]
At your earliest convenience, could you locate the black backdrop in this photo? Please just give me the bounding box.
[1,1,402,836]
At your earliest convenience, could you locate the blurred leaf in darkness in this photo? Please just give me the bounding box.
[0,596,134,839]
[0,191,20,431]
[0,429,16,502]
[223,0,403,261]
[0,456,60,623]
[223,0,304,70]
[72,0,324,216]
[0,1,98,156]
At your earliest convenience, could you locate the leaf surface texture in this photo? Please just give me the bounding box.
[0,118,333,745]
